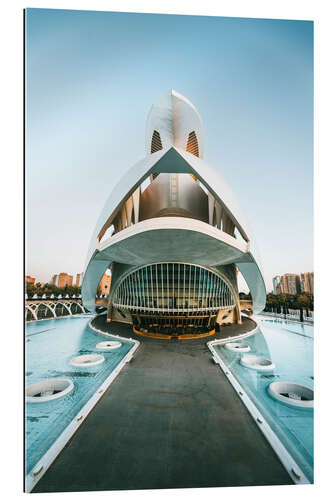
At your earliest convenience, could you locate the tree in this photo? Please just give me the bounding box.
[263,292,313,320]
[295,294,310,322]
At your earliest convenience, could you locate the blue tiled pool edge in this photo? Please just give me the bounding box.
[207,318,311,485]
[25,319,140,493]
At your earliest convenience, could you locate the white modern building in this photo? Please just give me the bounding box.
[82,90,266,338]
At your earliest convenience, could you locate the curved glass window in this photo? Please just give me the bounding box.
[112,263,234,313]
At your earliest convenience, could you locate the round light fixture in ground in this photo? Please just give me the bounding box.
[26,378,74,403]
[268,381,313,408]
[70,354,105,367]
[224,342,251,353]
[96,341,121,350]
[240,355,275,371]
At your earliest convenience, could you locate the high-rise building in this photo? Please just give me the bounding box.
[58,273,73,287]
[81,90,266,337]
[25,276,35,285]
[300,272,314,294]
[52,273,73,288]
[99,272,112,296]
[281,274,301,295]
[75,272,84,287]
[272,276,281,295]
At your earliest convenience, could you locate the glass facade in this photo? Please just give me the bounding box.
[113,263,234,313]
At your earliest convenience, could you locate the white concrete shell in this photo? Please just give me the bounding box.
[145,89,204,158]
[82,91,266,315]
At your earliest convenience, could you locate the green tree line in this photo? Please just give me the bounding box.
[239,291,314,322]
[263,292,314,322]
[26,282,82,298]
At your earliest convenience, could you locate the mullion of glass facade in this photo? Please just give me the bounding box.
[167,263,169,312]
[173,263,175,310]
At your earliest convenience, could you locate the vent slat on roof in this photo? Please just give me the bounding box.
[151,130,163,153]
[186,131,199,157]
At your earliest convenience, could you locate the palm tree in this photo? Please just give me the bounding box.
[297,295,310,322]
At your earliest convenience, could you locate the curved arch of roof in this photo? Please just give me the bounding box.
[82,256,266,315]
[82,149,266,313]
[82,217,266,313]
[85,146,260,265]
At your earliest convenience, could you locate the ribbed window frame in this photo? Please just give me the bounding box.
[151,130,163,153]
[112,263,234,314]
[186,131,199,157]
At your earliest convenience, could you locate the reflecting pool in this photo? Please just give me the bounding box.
[25,317,134,475]
[215,316,314,482]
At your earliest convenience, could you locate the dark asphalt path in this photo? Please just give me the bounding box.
[33,318,292,492]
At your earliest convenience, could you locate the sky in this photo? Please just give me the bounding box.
[25,9,313,292]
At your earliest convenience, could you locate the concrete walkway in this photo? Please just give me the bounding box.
[34,318,292,492]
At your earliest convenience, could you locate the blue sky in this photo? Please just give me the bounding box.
[25,9,313,292]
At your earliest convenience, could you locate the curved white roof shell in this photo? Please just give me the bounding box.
[82,91,266,315]
[145,89,204,158]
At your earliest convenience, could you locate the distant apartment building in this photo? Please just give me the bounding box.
[300,272,314,294]
[273,273,302,295]
[99,272,112,296]
[58,273,73,288]
[75,272,84,287]
[281,274,301,295]
[272,275,281,295]
[25,275,35,285]
[52,273,73,288]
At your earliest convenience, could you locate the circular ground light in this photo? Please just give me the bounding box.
[268,381,313,408]
[240,355,275,371]
[26,378,74,403]
[96,341,121,350]
[70,354,105,367]
[225,342,251,353]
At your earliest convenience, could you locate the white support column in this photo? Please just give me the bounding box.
[193,266,198,309]
[150,266,153,309]
[125,197,134,227]
[126,276,130,307]
[172,263,175,310]
[178,263,180,310]
[218,278,222,308]
[132,187,140,224]
[183,264,186,308]
[188,265,191,310]
[155,264,159,309]
[161,263,164,309]
[121,206,127,229]
[146,266,149,309]
[215,201,222,229]
[133,272,137,309]
[166,263,169,312]
[208,192,215,226]
[130,274,134,307]
[141,268,145,310]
